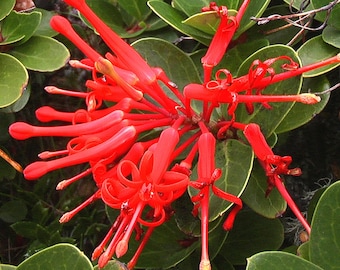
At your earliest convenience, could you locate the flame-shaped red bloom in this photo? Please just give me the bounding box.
[8,0,340,269]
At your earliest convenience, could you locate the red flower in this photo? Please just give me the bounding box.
[201,1,250,82]
[8,0,340,268]
[243,123,310,234]
[97,125,190,267]
[190,123,242,270]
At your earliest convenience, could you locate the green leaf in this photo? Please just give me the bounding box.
[0,0,15,21]
[212,255,235,270]
[328,4,340,30]
[10,36,70,71]
[221,210,284,265]
[236,45,302,137]
[82,0,126,37]
[297,241,310,261]
[94,260,127,270]
[236,0,271,38]
[217,38,270,77]
[0,264,17,270]
[309,181,340,269]
[11,221,49,241]
[148,0,212,45]
[17,243,93,270]
[189,139,254,221]
[0,84,30,113]
[0,11,41,45]
[0,53,28,108]
[322,25,340,49]
[117,0,151,21]
[172,0,239,17]
[311,0,340,25]
[132,37,201,90]
[246,251,323,270]
[183,10,237,35]
[0,200,27,223]
[33,8,58,37]
[121,218,199,269]
[275,75,330,133]
[297,35,340,77]
[242,163,287,218]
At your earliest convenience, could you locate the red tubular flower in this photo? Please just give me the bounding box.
[23,125,136,180]
[9,109,124,140]
[9,0,340,268]
[97,124,189,267]
[63,0,157,85]
[50,15,101,62]
[201,0,250,82]
[190,125,242,270]
[243,123,310,234]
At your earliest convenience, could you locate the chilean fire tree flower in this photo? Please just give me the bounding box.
[8,0,340,269]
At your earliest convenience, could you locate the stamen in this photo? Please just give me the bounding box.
[38,150,69,159]
[56,168,92,190]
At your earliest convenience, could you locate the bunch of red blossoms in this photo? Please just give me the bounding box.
[9,0,340,269]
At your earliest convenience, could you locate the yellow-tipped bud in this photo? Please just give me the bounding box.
[296,93,321,104]
[95,57,143,101]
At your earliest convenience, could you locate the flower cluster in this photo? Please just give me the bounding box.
[9,0,340,269]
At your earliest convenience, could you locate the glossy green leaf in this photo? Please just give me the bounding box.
[132,37,201,90]
[217,38,270,78]
[148,0,212,45]
[11,221,50,243]
[311,0,340,25]
[0,265,17,270]
[121,218,199,269]
[94,260,127,270]
[0,200,27,223]
[189,139,254,221]
[322,25,340,49]
[328,4,340,30]
[16,243,93,270]
[0,0,15,21]
[0,84,30,113]
[0,53,28,108]
[117,0,151,21]
[172,0,239,17]
[33,8,57,37]
[212,255,235,270]
[82,0,135,38]
[0,11,41,45]
[242,162,287,218]
[310,181,340,269]
[297,35,340,77]
[275,76,330,133]
[10,36,70,71]
[297,241,310,261]
[246,251,323,270]
[207,219,230,259]
[237,45,302,137]
[236,0,271,38]
[183,10,237,35]
[221,210,284,265]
